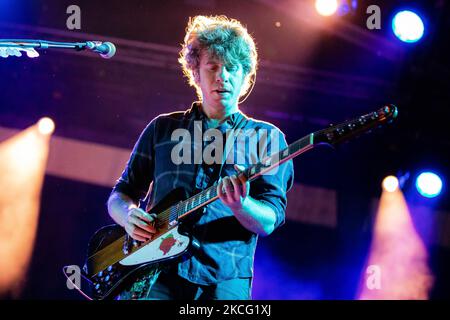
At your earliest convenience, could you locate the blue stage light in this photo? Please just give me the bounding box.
[392,10,424,43]
[415,172,443,198]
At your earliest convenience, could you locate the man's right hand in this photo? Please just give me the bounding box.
[124,208,157,242]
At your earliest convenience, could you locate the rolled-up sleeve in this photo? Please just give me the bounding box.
[112,120,156,203]
[250,128,294,230]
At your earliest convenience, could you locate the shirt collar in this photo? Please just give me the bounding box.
[188,101,242,128]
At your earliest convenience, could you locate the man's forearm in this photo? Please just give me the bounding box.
[230,196,277,236]
[107,192,138,227]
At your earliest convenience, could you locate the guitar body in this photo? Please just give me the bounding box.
[83,188,194,300]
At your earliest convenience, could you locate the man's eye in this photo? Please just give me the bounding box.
[227,66,237,72]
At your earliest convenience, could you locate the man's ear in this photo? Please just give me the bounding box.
[193,70,200,85]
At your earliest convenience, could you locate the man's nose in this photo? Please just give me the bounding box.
[216,66,229,82]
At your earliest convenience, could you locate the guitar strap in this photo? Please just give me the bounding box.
[209,112,248,186]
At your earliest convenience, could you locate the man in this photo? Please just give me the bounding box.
[108,15,294,300]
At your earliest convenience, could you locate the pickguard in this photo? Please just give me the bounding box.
[119,227,190,266]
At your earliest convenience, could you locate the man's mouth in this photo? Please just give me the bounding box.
[214,89,231,94]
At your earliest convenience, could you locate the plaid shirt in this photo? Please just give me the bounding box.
[113,102,294,285]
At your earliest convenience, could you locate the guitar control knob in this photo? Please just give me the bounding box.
[104,275,110,282]
[97,271,103,277]
[107,266,113,272]
[94,283,100,290]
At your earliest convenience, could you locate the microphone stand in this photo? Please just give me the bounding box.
[0,39,116,58]
[0,39,86,50]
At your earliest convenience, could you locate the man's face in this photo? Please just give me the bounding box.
[196,50,246,112]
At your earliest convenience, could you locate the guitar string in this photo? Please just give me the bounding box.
[152,184,218,228]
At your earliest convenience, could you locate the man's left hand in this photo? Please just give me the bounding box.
[217,164,249,210]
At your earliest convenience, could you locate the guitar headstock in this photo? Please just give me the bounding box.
[315,104,398,146]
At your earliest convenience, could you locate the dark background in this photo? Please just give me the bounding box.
[0,0,449,299]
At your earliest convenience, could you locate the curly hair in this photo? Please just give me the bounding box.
[178,15,258,100]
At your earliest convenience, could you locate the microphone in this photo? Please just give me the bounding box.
[85,41,116,59]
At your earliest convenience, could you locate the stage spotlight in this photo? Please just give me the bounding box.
[0,125,50,297]
[315,0,338,16]
[37,117,55,135]
[382,175,399,193]
[392,10,424,43]
[416,172,443,198]
[358,182,434,299]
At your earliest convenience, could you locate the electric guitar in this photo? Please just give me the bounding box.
[68,104,398,300]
